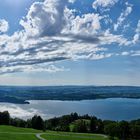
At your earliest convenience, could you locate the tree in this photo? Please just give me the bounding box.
[31,115,45,130]
[118,121,130,140]
[71,113,78,121]
[0,111,10,125]
[46,117,59,130]
[26,119,32,128]
[96,119,104,133]
[130,125,140,139]
[104,122,119,140]
[90,117,97,133]
[73,120,88,133]
[10,118,26,127]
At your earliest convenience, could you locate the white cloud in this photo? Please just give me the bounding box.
[121,51,130,56]
[68,0,75,3]
[131,51,140,56]
[0,0,137,75]
[0,19,9,33]
[114,4,132,31]
[20,0,69,37]
[92,0,118,10]
[135,20,140,33]
[20,0,102,37]
[132,20,140,44]
[0,64,69,75]
[120,50,140,57]
[62,12,102,35]
[99,30,131,46]
[0,0,108,74]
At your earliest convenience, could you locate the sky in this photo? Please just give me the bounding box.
[0,0,140,86]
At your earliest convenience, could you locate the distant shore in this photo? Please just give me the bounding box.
[0,86,140,104]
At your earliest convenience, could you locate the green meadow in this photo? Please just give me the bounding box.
[42,132,108,140]
[0,126,109,140]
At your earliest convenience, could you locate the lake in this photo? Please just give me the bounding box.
[0,98,140,121]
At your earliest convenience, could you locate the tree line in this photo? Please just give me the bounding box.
[0,111,139,140]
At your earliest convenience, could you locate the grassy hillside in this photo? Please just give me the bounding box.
[70,119,91,132]
[0,125,109,140]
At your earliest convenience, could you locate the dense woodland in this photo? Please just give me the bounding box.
[0,111,139,140]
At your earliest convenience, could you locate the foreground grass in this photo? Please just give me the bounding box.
[42,131,108,140]
[0,125,41,140]
[0,125,41,133]
[0,125,109,140]
[0,133,38,140]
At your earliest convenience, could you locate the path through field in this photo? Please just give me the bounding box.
[36,133,46,140]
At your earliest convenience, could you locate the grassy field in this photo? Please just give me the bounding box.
[0,125,40,140]
[0,125,41,133]
[0,133,38,140]
[42,131,108,140]
[0,125,109,140]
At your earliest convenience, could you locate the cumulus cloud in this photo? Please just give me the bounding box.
[0,0,108,74]
[20,0,69,37]
[62,11,102,35]
[92,0,118,10]
[0,19,9,33]
[0,0,137,75]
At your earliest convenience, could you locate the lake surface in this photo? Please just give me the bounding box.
[0,98,139,121]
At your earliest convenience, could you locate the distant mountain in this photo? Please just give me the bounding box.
[0,86,140,104]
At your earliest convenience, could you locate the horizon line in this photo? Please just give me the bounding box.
[0,84,140,87]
